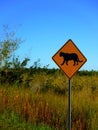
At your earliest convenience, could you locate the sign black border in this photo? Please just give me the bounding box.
[52,39,87,79]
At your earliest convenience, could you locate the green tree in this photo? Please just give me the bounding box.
[0,25,22,69]
[11,56,30,69]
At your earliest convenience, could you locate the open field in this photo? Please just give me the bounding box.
[0,69,98,130]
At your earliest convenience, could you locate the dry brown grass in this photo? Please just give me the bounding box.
[0,74,98,129]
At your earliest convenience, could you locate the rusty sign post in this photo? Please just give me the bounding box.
[52,39,87,130]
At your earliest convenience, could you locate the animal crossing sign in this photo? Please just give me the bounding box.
[52,39,87,79]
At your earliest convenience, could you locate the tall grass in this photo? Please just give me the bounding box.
[0,110,52,130]
[71,87,98,130]
[0,74,98,129]
[0,87,68,129]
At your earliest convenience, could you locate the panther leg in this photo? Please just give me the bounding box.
[73,61,75,66]
[66,61,68,65]
[61,60,65,65]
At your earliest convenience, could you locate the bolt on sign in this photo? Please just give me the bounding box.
[52,39,87,79]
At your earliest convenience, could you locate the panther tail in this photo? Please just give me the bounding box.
[78,60,83,62]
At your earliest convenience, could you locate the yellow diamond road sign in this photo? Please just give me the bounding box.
[52,39,87,79]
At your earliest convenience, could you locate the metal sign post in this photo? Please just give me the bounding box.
[52,39,87,130]
[68,79,71,130]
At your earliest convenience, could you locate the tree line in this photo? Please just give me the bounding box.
[0,25,98,87]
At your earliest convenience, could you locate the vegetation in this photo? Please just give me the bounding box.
[0,25,98,129]
[0,110,52,130]
[0,69,98,130]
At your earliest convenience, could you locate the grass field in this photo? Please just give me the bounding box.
[0,110,52,130]
[0,70,98,130]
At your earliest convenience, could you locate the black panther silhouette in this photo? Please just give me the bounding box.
[59,52,83,66]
